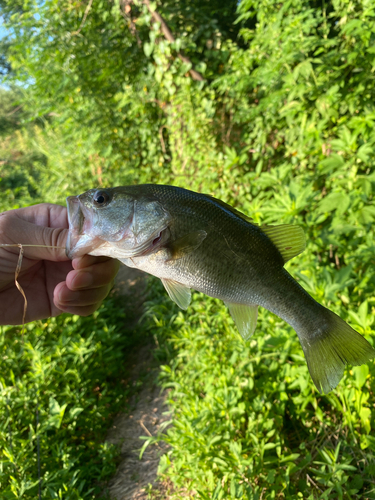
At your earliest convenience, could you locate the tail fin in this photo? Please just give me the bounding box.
[300,311,375,394]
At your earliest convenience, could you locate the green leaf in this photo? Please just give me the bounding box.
[357,205,375,224]
[319,155,345,173]
[280,453,300,463]
[353,365,369,389]
[357,143,373,163]
[318,192,350,214]
[143,42,154,57]
[69,407,84,419]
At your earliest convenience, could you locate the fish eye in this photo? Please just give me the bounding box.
[93,190,111,207]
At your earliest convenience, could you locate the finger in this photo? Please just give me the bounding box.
[56,302,105,317]
[66,258,120,291]
[54,281,112,308]
[72,255,115,270]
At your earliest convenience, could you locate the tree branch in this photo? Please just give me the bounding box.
[71,0,94,36]
[120,0,142,47]
[142,0,204,82]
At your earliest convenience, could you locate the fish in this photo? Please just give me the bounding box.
[66,184,375,393]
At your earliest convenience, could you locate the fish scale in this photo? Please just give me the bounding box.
[66,184,375,394]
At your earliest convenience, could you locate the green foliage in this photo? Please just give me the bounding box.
[1,0,375,498]
[0,87,24,136]
[146,294,375,499]
[3,0,375,194]
[0,296,140,499]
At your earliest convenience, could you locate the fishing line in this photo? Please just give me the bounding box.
[0,244,66,333]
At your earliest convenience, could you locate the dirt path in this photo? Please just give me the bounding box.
[104,266,173,500]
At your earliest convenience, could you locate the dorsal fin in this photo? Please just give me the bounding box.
[205,195,254,224]
[261,224,306,263]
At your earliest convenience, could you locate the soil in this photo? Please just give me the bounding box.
[103,265,173,500]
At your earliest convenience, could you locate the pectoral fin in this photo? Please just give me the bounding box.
[225,302,259,340]
[167,230,207,260]
[161,278,191,310]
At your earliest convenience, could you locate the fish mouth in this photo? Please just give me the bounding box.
[66,195,141,260]
[66,196,84,259]
[66,195,98,259]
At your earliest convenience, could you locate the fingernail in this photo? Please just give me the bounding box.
[74,272,93,289]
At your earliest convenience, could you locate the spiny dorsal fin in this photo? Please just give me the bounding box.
[225,302,259,340]
[205,195,254,224]
[261,224,306,263]
[161,278,191,310]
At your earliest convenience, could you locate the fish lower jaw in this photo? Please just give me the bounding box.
[66,234,103,259]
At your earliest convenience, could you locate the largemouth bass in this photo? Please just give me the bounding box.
[66,184,374,393]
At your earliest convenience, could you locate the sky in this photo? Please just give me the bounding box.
[0,17,8,88]
[0,16,7,39]
[0,11,41,89]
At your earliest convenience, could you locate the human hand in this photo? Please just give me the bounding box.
[0,203,120,325]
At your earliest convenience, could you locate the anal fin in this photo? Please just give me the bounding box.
[161,278,191,310]
[225,302,259,341]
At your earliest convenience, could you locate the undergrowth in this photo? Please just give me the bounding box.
[0,295,144,499]
[1,0,375,498]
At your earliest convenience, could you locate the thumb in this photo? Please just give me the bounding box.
[0,205,70,262]
[26,224,69,261]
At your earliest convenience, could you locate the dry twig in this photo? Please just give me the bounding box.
[0,243,65,333]
[143,0,204,81]
[71,0,94,36]
[14,244,27,333]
